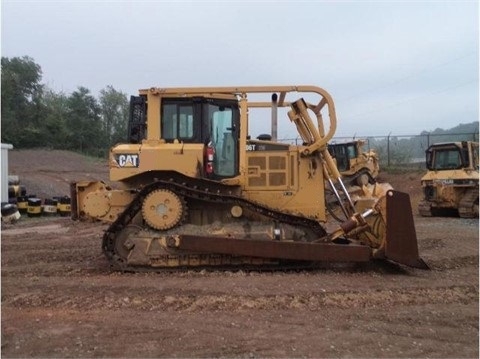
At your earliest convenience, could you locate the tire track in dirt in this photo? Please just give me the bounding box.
[3,284,477,312]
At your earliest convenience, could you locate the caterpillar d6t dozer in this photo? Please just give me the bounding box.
[418,141,479,218]
[71,85,427,271]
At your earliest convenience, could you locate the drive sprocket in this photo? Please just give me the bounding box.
[141,189,185,230]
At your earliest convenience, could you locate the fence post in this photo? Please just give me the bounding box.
[387,133,391,167]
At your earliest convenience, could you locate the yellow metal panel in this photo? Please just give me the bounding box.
[243,150,325,221]
[110,142,204,182]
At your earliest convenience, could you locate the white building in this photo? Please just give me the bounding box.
[1,143,13,203]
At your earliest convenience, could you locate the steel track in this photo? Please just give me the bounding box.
[458,188,479,218]
[102,173,328,271]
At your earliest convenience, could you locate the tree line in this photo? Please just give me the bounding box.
[1,56,129,157]
[3,56,478,164]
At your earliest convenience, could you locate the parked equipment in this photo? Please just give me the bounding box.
[71,85,427,271]
[418,141,479,218]
[327,140,379,186]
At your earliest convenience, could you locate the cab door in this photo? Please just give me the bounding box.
[203,100,240,179]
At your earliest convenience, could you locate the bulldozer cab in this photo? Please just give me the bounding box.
[327,140,379,186]
[426,141,479,171]
[328,141,358,172]
[162,98,240,179]
[128,95,240,180]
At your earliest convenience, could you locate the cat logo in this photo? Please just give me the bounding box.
[116,154,139,168]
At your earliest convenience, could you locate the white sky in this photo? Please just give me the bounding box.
[1,0,479,138]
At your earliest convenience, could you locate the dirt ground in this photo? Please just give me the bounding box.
[1,149,478,358]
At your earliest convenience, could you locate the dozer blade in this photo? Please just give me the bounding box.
[385,190,429,269]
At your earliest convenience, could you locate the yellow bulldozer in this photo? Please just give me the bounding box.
[71,85,427,271]
[327,140,380,186]
[418,141,479,218]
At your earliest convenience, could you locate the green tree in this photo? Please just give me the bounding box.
[66,87,105,155]
[99,85,129,147]
[1,56,44,146]
[40,89,69,148]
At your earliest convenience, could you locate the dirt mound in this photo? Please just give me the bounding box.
[8,149,110,199]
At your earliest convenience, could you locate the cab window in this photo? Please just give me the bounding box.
[162,102,194,141]
[347,144,358,158]
[433,149,462,170]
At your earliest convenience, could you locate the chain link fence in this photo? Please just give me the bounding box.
[282,132,479,168]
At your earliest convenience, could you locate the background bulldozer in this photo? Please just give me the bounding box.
[419,141,479,218]
[71,85,426,271]
[327,140,379,186]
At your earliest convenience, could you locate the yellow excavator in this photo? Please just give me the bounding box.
[71,85,427,271]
